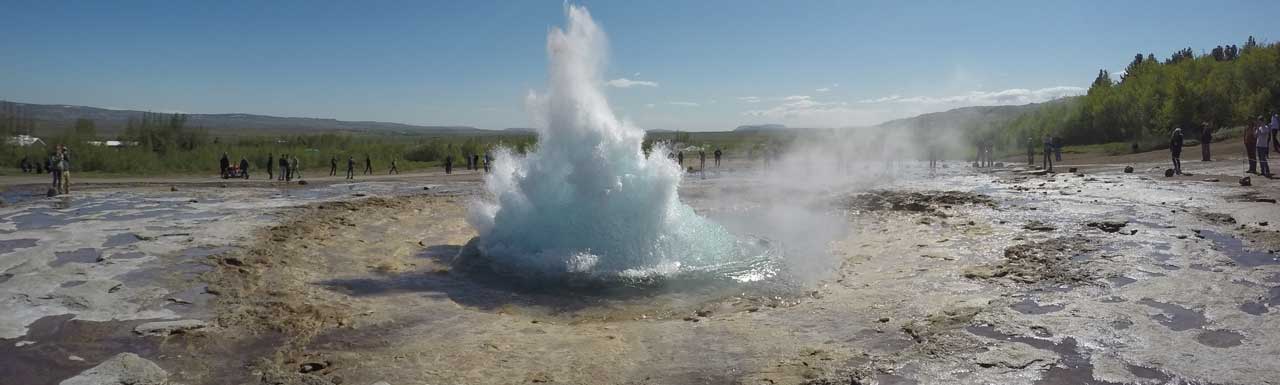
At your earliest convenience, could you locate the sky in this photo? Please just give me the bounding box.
[3,0,1279,131]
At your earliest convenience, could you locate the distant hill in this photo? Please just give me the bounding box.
[1,101,495,136]
[733,124,787,132]
[874,99,1072,131]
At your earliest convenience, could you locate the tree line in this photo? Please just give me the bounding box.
[975,36,1280,152]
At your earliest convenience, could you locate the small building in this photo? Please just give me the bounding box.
[6,135,45,147]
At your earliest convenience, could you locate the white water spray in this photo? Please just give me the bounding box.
[468,5,768,279]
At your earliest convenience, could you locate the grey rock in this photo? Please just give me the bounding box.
[59,352,169,385]
[1241,177,1252,186]
[134,319,208,336]
[1124,166,1134,173]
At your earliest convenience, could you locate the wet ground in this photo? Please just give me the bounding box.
[2,158,1279,384]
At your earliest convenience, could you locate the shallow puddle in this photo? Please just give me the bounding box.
[1199,231,1280,266]
[1195,329,1244,348]
[50,248,101,267]
[1011,298,1065,315]
[0,238,39,255]
[1137,298,1206,331]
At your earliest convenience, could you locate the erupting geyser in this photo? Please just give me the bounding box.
[467,5,773,280]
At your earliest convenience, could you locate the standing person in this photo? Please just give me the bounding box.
[49,149,62,194]
[714,148,722,167]
[279,154,290,181]
[1053,136,1063,162]
[389,158,399,175]
[330,156,338,176]
[677,151,684,168]
[19,156,29,173]
[239,157,251,179]
[363,155,373,175]
[472,154,480,172]
[1245,122,1258,174]
[1170,127,1184,175]
[58,145,72,194]
[346,156,356,179]
[699,150,706,171]
[1200,122,1213,161]
[1042,135,1053,172]
[1026,137,1035,165]
[267,153,275,180]
[290,155,302,180]
[483,153,491,173]
[444,155,453,175]
[1257,116,1272,178]
[219,152,230,179]
[1272,112,1280,154]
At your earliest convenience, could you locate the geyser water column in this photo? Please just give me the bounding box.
[467,5,769,280]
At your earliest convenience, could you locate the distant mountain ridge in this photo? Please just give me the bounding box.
[874,99,1072,131]
[2,101,497,135]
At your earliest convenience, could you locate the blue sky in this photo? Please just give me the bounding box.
[2,0,1278,131]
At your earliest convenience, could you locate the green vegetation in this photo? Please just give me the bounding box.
[980,36,1280,150]
[1,110,534,176]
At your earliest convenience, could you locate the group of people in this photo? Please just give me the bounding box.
[215,153,413,181]
[442,153,491,175]
[973,140,997,168]
[1025,136,1063,172]
[15,146,73,195]
[666,148,724,170]
[1242,113,1280,177]
[219,152,252,179]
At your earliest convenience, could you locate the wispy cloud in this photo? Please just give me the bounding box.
[815,83,839,92]
[737,96,761,103]
[668,101,700,107]
[743,86,1084,128]
[856,86,1084,105]
[606,78,658,88]
[645,103,656,108]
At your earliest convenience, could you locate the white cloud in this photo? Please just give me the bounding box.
[857,86,1085,106]
[645,103,656,108]
[815,88,830,92]
[668,101,700,107]
[743,86,1084,128]
[605,78,658,88]
[815,83,839,92]
[737,96,761,103]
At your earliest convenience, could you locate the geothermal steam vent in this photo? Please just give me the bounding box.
[466,6,772,280]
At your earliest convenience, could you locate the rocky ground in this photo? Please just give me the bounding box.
[2,154,1279,385]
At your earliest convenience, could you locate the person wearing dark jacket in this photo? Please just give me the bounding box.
[346,156,356,179]
[239,157,250,179]
[279,154,290,181]
[363,155,373,175]
[330,156,338,176]
[219,152,230,179]
[1245,124,1258,174]
[444,155,453,175]
[1170,127,1184,175]
[1200,123,1213,161]
[267,153,275,180]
